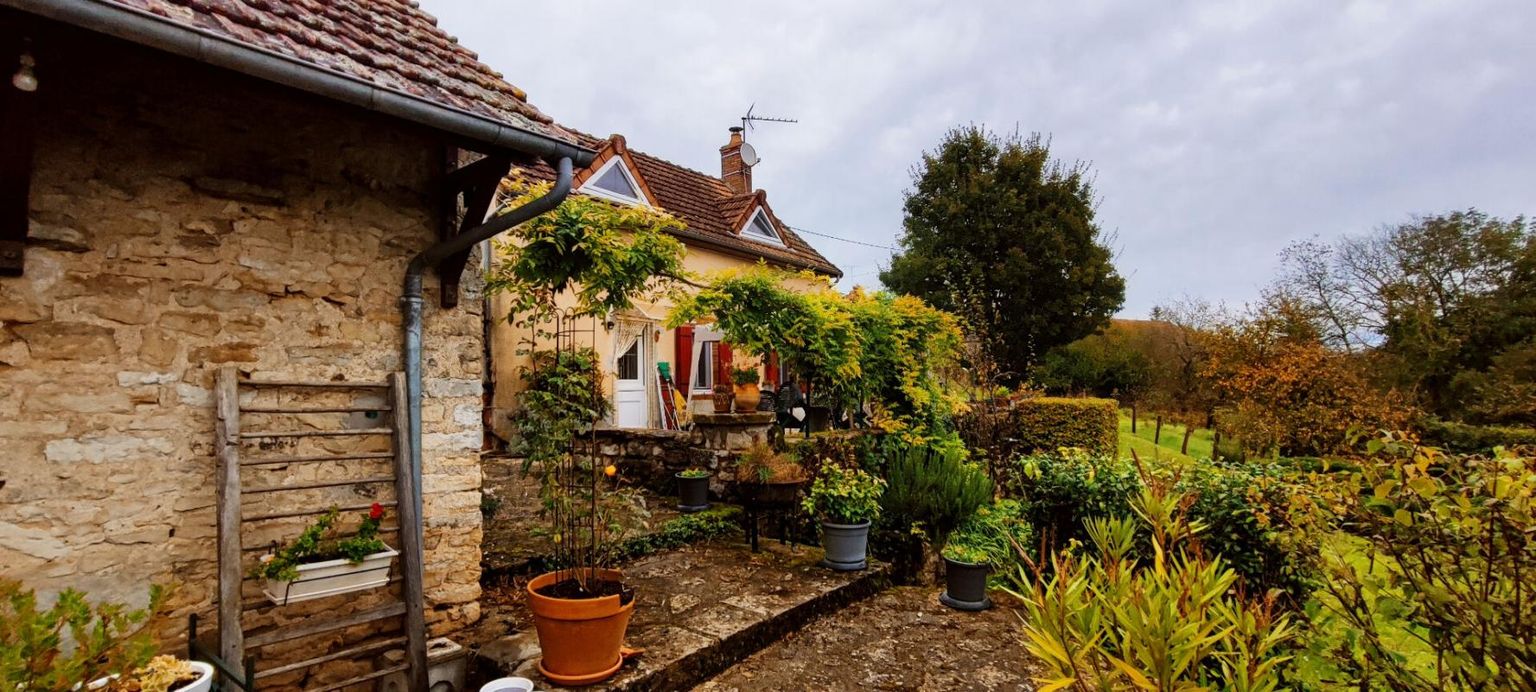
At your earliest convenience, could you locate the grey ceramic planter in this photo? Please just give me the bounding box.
[819,520,871,571]
[675,473,710,513]
[939,557,992,611]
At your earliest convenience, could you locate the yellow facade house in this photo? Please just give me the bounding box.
[486,129,843,440]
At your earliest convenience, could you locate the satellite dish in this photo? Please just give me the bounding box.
[739,141,759,167]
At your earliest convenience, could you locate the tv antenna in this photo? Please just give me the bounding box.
[740,103,798,139]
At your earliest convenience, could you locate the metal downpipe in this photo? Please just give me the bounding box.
[401,155,573,557]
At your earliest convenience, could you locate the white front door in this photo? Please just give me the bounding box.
[614,337,648,428]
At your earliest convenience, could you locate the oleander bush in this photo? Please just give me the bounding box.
[1007,484,1296,691]
[1004,451,1320,605]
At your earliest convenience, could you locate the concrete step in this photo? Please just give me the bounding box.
[470,539,891,691]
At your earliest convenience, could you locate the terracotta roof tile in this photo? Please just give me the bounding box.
[96,0,572,142]
[512,133,841,277]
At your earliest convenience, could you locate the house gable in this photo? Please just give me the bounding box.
[573,135,660,208]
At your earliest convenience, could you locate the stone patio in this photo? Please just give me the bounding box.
[698,587,1039,691]
[468,539,890,691]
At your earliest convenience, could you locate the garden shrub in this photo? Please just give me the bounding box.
[1005,452,1140,552]
[943,499,1034,580]
[1301,433,1536,690]
[1417,415,1536,454]
[877,440,993,544]
[958,397,1118,460]
[1006,485,1296,691]
[1004,451,1320,605]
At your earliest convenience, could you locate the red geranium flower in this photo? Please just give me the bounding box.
[369,502,384,521]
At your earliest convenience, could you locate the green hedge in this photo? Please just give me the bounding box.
[1418,417,1536,454]
[958,397,1119,463]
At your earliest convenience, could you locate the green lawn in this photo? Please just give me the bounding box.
[1117,412,1213,462]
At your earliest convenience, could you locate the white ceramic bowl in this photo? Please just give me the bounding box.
[479,677,536,692]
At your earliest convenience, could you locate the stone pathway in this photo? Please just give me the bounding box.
[468,539,890,691]
[697,587,1039,691]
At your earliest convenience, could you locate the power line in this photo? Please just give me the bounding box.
[786,225,898,251]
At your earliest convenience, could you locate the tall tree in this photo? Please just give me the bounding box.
[882,127,1124,385]
[1273,210,1535,423]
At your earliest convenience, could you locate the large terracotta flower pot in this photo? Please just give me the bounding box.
[526,568,634,686]
[733,383,761,412]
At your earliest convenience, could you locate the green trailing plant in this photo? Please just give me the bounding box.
[730,367,760,386]
[1007,484,1296,691]
[942,500,1034,571]
[878,440,993,545]
[254,504,389,581]
[802,459,886,525]
[486,177,688,325]
[512,348,611,474]
[486,179,691,592]
[678,468,711,479]
[0,580,166,692]
[668,268,963,439]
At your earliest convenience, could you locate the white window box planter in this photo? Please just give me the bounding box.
[262,545,398,606]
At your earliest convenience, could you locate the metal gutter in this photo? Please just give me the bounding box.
[400,155,573,600]
[2,0,593,162]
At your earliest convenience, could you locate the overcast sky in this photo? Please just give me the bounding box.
[426,1,1535,317]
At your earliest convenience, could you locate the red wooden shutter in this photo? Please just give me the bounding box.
[674,325,694,393]
[717,341,733,387]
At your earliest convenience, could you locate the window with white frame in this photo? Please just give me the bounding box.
[581,157,648,206]
[739,208,785,246]
[693,341,718,391]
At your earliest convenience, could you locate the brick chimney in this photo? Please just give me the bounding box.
[720,126,751,194]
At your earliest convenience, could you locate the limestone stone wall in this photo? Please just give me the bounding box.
[0,30,485,651]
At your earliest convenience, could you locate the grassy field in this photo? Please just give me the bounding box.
[1117,411,1213,463]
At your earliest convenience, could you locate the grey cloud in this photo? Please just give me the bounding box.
[425,0,1535,316]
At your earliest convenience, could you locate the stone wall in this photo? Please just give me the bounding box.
[0,28,485,658]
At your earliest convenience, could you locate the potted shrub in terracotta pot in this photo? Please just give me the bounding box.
[802,460,885,571]
[675,467,711,512]
[256,503,397,606]
[730,367,761,412]
[485,182,691,688]
[939,500,1033,611]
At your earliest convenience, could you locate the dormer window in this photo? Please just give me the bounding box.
[582,157,648,206]
[740,208,784,246]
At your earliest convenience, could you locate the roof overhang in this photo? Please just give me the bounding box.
[2,0,595,166]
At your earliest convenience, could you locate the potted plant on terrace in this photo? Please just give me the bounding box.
[487,178,688,686]
[256,503,396,606]
[0,579,215,692]
[940,500,1033,611]
[675,468,711,513]
[802,460,886,571]
[731,366,761,412]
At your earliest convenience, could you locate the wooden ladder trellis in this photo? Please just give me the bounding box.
[214,367,427,691]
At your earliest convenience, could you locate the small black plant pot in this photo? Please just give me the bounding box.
[806,406,832,433]
[676,473,710,513]
[939,557,992,611]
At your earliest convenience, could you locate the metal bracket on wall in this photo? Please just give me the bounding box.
[1,26,39,277]
[435,153,513,308]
